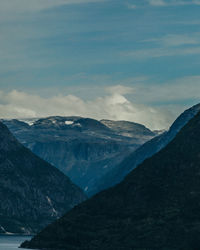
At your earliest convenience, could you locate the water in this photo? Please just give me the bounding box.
[0,235,32,250]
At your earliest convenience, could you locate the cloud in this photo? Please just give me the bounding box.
[131,76,200,104]
[0,78,199,130]
[0,0,105,13]
[127,4,137,9]
[123,46,200,60]
[0,87,174,130]
[178,20,200,25]
[123,33,200,60]
[148,0,166,6]
[105,85,134,95]
[128,0,200,9]
[147,0,200,6]
[146,34,200,47]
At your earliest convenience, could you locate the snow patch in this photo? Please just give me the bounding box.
[49,119,57,124]
[46,196,58,216]
[121,132,133,138]
[46,196,52,205]
[65,121,74,125]
[18,118,37,126]
[52,207,58,216]
[0,226,6,232]
[0,226,14,235]
[73,123,81,127]
[5,232,15,235]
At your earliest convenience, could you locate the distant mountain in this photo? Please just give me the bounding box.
[93,103,200,194]
[2,116,156,195]
[22,110,200,250]
[0,122,86,235]
[101,119,155,142]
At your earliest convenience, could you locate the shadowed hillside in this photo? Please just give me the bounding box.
[22,110,200,249]
[0,122,86,235]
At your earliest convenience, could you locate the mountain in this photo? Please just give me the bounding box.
[101,119,155,142]
[2,116,156,195]
[0,122,86,235]
[93,103,200,194]
[22,110,200,250]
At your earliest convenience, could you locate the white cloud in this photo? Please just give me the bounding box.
[128,0,200,9]
[0,87,174,130]
[146,34,200,47]
[0,79,199,130]
[132,76,200,104]
[148,0,200,6]
[123,46,200,59]
[0,0,105,13]
[124,33,200,59]
[161,34,200,46]
[148,0,166,6]
[127,4,137,9]
[193,0,200,5]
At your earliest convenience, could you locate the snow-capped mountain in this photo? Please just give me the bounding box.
[2,116,156,195]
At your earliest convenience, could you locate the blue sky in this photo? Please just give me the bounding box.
[0,0,200,129]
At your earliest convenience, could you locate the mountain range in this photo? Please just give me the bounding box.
[2,116,156,195]
[22,109,200,250]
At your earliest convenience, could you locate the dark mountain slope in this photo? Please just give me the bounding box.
[2,116,156,195]
[93,103,200,194]
[0,122,86,235]
[22,110,200,250]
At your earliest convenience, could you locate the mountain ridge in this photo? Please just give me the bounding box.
[2,116,156,195]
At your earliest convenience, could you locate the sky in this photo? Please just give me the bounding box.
[0,0,200,130]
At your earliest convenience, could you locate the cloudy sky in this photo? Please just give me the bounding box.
[0,0,200,129]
